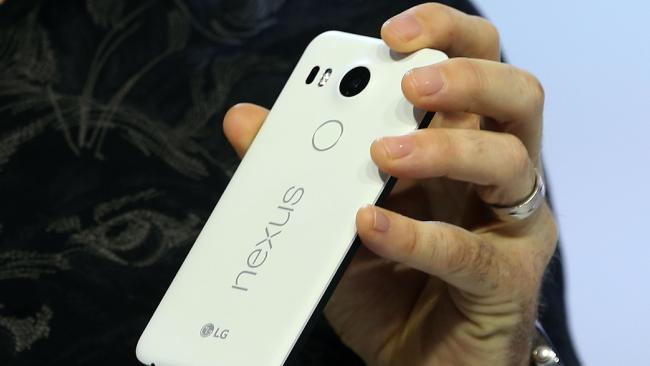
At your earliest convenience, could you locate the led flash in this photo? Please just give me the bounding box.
[318,68,332,87]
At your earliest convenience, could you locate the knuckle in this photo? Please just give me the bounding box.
[419,3,457,46]
[503,134,532,177]
[421,2,454,18]
[428,129,454,175]
[404,219,421,259]
[450,58,489,108]
[501,134,532,183]
[411,221,448,272]
[475,16,501,57]
[521,70,545,112]
[465,128,490,158]
[423,225,444,267]
[481,134,533,205]
[483,19,501,50]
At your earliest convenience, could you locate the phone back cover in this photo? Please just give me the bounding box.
[136,31,447,366]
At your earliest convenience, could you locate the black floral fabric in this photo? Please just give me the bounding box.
[0,0,579,365]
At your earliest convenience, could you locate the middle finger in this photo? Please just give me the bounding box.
[402,58,545,159]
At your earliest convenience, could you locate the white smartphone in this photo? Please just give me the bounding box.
[136,31,447,366]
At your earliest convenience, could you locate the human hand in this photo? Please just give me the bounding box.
[223,3,557,366]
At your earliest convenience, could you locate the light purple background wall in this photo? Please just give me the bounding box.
[473,1,650,365]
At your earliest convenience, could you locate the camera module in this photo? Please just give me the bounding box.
[339,66,370,97]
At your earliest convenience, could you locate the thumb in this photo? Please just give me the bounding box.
[223,103,269,158]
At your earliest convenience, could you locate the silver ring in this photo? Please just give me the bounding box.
[490,171,546,222]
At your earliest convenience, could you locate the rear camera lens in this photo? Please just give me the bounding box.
[339,66,370,97]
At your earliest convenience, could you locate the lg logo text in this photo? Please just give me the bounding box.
[200,323,230,340]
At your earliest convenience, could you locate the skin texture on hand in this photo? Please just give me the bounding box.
[223,3,557,366]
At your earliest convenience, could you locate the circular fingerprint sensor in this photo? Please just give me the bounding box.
[312,120,343,152]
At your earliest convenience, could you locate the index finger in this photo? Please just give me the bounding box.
[381,3,501,61]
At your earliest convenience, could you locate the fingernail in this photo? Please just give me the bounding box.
[372,208,390,232]
[408,66,444,96]
[384,12,421,42]
[380,134,414,159]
